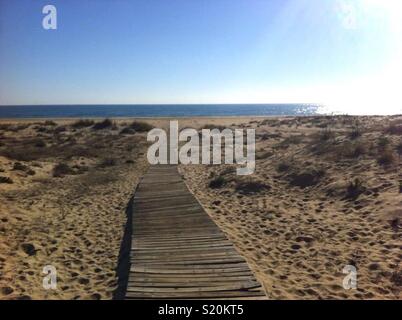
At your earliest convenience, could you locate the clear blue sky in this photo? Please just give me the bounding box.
[0,0,401,113]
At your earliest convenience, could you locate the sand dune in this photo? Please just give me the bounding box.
[180,115,402,299]
[1,116,401,299]
[0,119,149,299]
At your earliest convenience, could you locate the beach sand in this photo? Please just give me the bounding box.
[179,115,402,299]
[0,119,149,299]
[0,116,401,299]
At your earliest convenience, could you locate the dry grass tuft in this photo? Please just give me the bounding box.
[0,176,13,184]
[52,163,75,177]
[71,119,95,128]
[92,119,114,130]
[208,175,226,188]
[129,121,154,132]
[377,149,396,166]
[346,178,365,200]
[234,178,270,194]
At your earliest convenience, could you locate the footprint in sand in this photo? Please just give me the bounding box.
[1,286,14,296]
[78,278,90,285]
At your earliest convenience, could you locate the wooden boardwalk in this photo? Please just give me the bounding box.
[125,165,266,299]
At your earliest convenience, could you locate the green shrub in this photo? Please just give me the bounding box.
[92,119,113,130]
[235,179,269,194]
[44,120,57,126]
[13,162,28,171]
[344,142,366,158]
[378,137,390,149]
[209,175,225,188]
[54,126,67,133]
[33,139,46,148]
[280,135,304,145]
[319,128,334,141]
[256,150,273,160]
[99,158,117,167]
[346,178,365,199]
[0,176,13,184]
[277,162,291,172]
[130,121,153,132]
[52,163,74,177]
[72,119,95,128]
[120,127,136,135]
[349,122,361,139]
[289,168,325,188]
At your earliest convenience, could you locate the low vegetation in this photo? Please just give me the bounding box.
[255,150,273,160]
[98,158,117,167]
[276,161,291,173]
[52,163,75,177]
[92,118,114,130]
[234,178,269,194]
[346,178,365,200]
[0,123,29,132]
[0,176,13,184]
[71,119,95,128]
[288,167,325,188]
[378,137,390,149]
[12,162,35,175]
[208,175,226,188]
[44,120,57,126]
[385,123,402,135]
[349,122,361,139]
[276,135,304,149]
[33,138,46,148]
[342,141,367,158]
[377,149,396,166]
[318,128,334,141]
[119,127,136,135]
[129,121,153,132]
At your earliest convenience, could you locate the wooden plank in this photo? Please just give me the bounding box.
[129,271,255,280]
[132,231,223,237]
[132,235,227,242]
[131,258,247,265]
[132,241,232,250]
[127,281,257,288]
[126,281,261,293]
[130,252,241,260]
[125,165,266,300]
[134,203,202,213]
[128,275,256,283]
[125,290,265,299]
[131,266,253,274]
[132,262,249,270]
[131,246,237,254]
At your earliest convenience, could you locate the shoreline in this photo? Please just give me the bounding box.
[1,114,401,122]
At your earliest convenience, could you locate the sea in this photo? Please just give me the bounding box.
[0,104,324,118]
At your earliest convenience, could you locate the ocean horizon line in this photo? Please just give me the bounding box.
[0,103,320,107]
